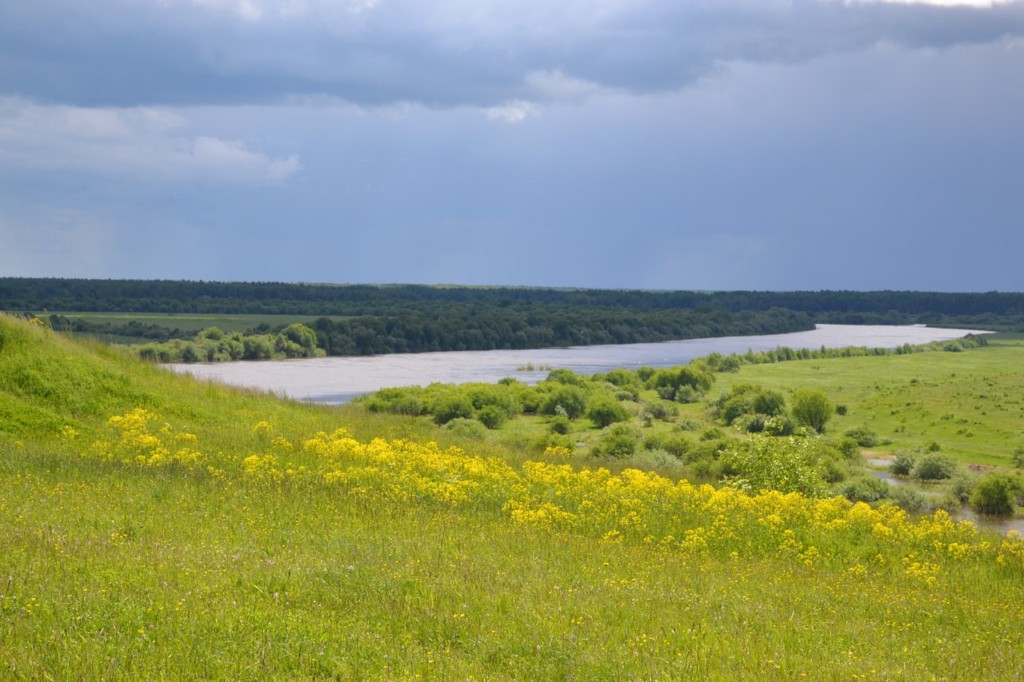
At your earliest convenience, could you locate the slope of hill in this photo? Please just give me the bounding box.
[2,314,1023,679]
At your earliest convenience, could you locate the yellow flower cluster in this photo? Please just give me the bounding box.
[305,429,519,509]
[72,410,1024,583]
[89,408,208,472]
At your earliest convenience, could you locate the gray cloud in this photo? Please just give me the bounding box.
[1,1,1022,108]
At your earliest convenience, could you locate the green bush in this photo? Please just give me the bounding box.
[720,436,829,497]
[890,486,929,513]
[912,454,957,481]
[549,416,571,435]
[791,388,834,433]
[715,383,786,425]
[948,474,975,504]
[819,455,850,484]
[545,368,584,385]
[763,415,795,437]
[586,398,630,428]
[840,476,890,503]
[844,426,880,448]
[832,437,862,460]
[595,424,642,458]
[444,418,487,439]
[969,474,1018,516]
[890,453,916,477]
[540,386,587,420]
[477,405,507,430]
[434,395,475,425]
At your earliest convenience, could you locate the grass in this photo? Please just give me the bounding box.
[3,314,1024,679]
[710,335,1024,467]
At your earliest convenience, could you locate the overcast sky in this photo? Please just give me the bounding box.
[1,0,1022,291]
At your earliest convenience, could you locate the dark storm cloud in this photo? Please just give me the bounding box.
[1,0,1022,107]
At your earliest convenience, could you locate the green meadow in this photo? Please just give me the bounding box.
[710,335,1024,468]
[3,314,1024,679]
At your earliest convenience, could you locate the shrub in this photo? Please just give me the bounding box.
[819,456,850,484]
[444,418,487,439]
[540,386,588,420]
[643,401,678,422]
[890,452,916,477]
[586,398,630,428]
[477,405,507,430]
[699,428,725,442]
[912,453,957,481]
[715,383,786,425]
[433,395,475,425]
[549,416,571,435]
[890,486,929,513]
[720,436,830,497]
[674,386,702,404]
[595,424,642,458]
[840,476,890,503]
[545,368,584,385]
[844,426,880,448]
[662,435,692,459]
[763,416,795,437]
[791,388,834,433]
[717,356,742,372]
[948,474,975,504]
[733,413,768,434]
[970,474,1018,516]
[676,418,702,432]
[832,437,862,460]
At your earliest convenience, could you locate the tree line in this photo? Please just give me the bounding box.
[2,278,1023,323]
[3,278,1021,360]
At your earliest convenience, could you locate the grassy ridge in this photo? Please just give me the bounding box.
[3,314,1024,679]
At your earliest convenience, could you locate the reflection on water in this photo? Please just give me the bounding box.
[167,323,986,404]
[955,509,1024,536]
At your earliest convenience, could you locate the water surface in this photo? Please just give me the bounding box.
[167,324,985,404]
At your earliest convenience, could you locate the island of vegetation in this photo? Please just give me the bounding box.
[2,311,1024,679]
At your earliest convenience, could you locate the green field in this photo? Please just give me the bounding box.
[3,314,1024,679]
[710,335,1024,467]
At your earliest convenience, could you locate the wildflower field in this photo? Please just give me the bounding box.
[2,315,1023,679]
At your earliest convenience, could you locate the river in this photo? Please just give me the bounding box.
[166,323,986,404]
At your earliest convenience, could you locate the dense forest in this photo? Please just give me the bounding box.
[3,278,1024,321]
[2,278,1022,359]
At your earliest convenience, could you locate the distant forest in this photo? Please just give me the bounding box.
[2,278,1021,357]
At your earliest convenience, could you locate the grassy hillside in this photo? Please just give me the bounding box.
[2,314,1024,679]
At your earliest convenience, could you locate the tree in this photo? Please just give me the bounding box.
[791,388,834,433]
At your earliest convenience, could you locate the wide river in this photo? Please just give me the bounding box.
[167,323,985,404]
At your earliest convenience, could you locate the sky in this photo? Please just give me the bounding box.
[1,0,1022,292]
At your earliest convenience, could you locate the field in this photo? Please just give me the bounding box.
[711,335,1024,468]
[3,314,1024,679]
